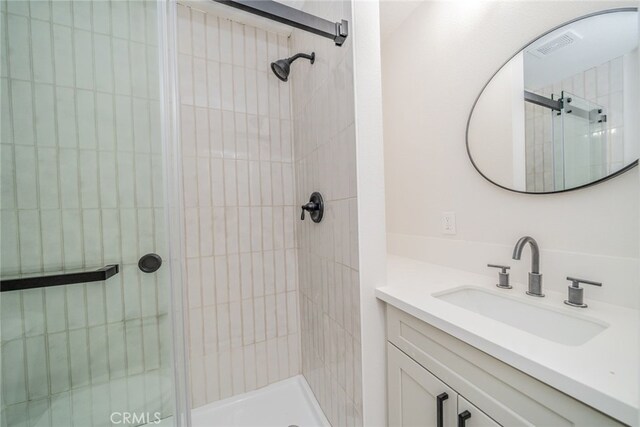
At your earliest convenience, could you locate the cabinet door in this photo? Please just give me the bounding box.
[457,396,501,427]
[388,343,457,427]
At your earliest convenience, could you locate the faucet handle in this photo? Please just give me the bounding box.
[487,264,510,273]
[566,277,602,288]
[487,264,511,289]
[564,277,602,308]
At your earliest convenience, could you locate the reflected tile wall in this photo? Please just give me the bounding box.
[0,1,173,427]
[290,1,362,426]
[176,4,300,408]
[526,55,626,192]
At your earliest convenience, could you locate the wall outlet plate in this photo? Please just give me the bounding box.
[441,212,456,235]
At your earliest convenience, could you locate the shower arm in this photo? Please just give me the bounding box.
[212,0,348,46]
[288,53,314,63]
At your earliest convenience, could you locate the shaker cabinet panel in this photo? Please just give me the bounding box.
[388,343,457,427]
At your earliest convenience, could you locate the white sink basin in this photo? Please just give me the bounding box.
[433,286,608,346]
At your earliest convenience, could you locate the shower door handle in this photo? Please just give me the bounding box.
[1,264,120,292]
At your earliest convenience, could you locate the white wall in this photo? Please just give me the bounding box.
[352,1,387,426]
[382,1,639,308]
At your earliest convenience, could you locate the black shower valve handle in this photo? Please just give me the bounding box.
[300,192,324,223]
[300,202,318,220]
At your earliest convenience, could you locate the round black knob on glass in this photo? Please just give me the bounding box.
[300,192,324,223]
[138,253,162,273]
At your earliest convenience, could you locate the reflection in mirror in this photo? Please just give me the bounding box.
[467,9,638,193]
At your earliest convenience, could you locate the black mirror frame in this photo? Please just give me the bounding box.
[465,7,639,195]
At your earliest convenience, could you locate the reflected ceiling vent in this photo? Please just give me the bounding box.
[529,30,582,58]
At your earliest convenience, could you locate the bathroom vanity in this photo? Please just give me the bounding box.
[377,256,638,427]
[379,4,639,427]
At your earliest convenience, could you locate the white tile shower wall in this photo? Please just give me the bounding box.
[524,102,554,192]
[0,2,174,426]
[175,4,300,408]
[290,2,363,426]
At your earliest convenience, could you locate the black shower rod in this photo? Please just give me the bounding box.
[213,0,348,46]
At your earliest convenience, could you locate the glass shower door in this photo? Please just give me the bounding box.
[554,91,607,189]
[1,1,184,426]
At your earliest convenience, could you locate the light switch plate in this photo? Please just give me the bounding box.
[441,212,456,235]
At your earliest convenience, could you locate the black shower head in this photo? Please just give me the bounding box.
[270,52,315,82]
[271,59,291,81]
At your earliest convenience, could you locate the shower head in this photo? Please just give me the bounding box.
[270,52,315,82]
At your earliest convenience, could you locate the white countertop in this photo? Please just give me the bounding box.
[376,255,639,426]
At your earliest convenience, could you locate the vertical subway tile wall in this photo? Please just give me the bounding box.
[525,54,631,192]
[291,2,362,426]
[176,4,300,407]
[0,1,174,427]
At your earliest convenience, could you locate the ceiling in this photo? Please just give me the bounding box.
[524,11,638,89]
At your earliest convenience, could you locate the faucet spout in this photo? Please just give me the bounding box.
[512,236,544,297]
[512,236,540,274]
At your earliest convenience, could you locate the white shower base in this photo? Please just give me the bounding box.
[159,375,330,427]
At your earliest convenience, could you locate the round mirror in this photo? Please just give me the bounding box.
[467,9,638,194]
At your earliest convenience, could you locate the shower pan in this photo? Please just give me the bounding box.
[1,0,359,426]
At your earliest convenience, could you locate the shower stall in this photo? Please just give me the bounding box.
[1,0,368,426]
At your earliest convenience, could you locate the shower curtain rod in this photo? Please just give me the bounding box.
[212,0,348,46]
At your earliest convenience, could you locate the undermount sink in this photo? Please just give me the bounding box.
[433,286,608,346]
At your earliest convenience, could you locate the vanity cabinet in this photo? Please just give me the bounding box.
[389,343,498,426]
[385,305,623,427]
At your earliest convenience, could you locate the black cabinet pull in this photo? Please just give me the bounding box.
[458,410,471,427]
[436,392,448,427]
